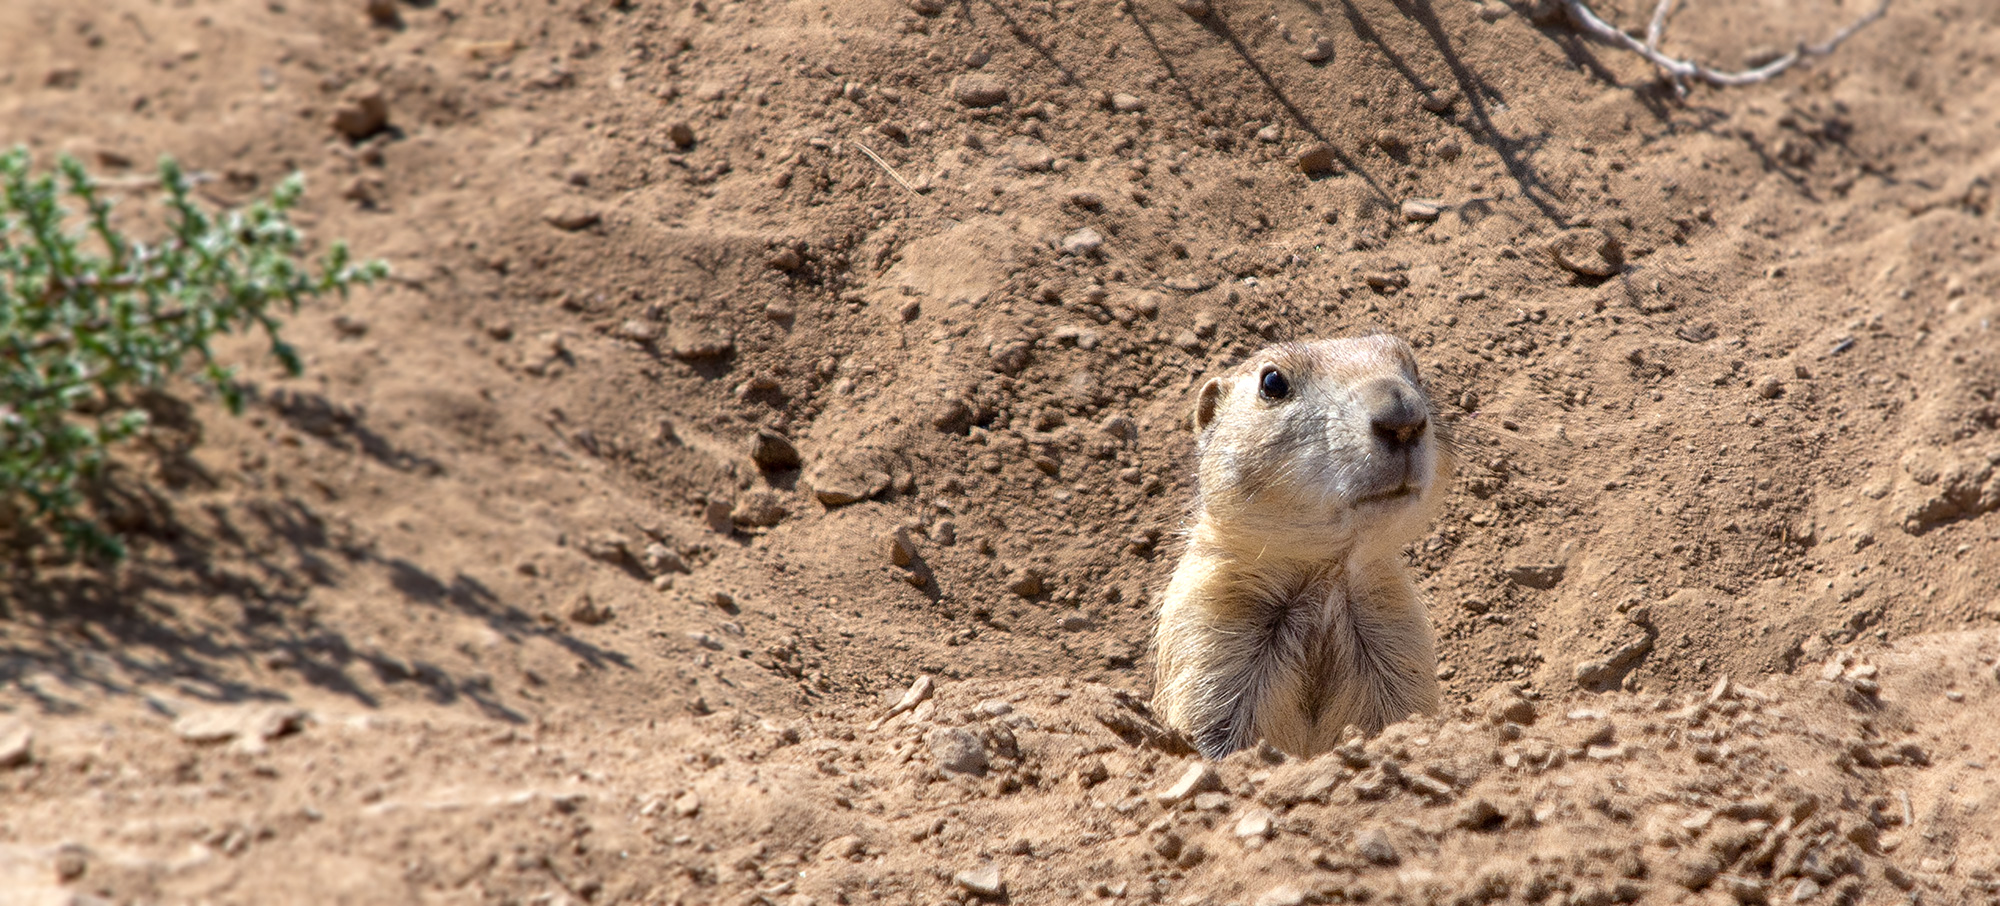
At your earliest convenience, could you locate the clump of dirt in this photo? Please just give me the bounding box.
[2,0,1998,902]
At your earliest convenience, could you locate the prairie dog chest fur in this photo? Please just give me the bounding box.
[1152,335,1455,759]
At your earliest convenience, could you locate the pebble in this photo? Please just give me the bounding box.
[1296,144,1339,176]
[667,325,734,360]
[1255,884,1307,906]
[766,247,804,271]
[749,429,802,471]
[365,0,400,26]
[567,593,614,625]
[1548,228,1625,278]
[1176,0,1211,16]
[731,491,787,528]
[1062,228,1105,257]
[1455,798,1503,830]
[1504,562,1565,589]
[0,719,31,768]
[1057,612,1093,631]
[1157,762,1222,803]
[666,121,696,148]
[1302,34,1335,63]
[1234,808,1276,838]
[1356,828,1399,865]
[542,198,602,231]
[173,705,306,747]
[928,727,989,775]
[1110,93,1146,113]
[642,543,689,575]
[672,792,701,817]
[329,83,389,140]
[952,75,1010,108]
[1401,199,1443,222]
[1006,568,1044,597]
[1756,375,1785,399]
[885,528,916,567]
[954,865,1005,898]
[1256,125,1282,143]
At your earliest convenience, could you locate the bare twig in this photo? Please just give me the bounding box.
[850,140,920,196]
[1561,0,1891,95]
[1643,0,1674,51]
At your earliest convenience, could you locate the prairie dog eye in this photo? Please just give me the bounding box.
[1258,366,1290,401]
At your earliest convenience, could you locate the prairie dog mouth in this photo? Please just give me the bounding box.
[1356,484,1420,506]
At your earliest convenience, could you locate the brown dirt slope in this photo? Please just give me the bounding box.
[1,0,1997,903]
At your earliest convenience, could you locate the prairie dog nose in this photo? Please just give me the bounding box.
[1361,378,1428,447]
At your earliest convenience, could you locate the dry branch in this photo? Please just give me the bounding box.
[1561,0,1891,94]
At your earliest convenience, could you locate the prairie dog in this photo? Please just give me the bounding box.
[1153,335,1454,759]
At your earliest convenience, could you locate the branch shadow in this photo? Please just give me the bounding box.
[0,399,630,724]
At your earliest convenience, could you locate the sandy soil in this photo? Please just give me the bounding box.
[2,0,1998,903]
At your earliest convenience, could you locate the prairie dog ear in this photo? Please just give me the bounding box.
[1192,377,1226,433]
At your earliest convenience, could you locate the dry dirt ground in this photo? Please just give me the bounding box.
[3,0,2000,903]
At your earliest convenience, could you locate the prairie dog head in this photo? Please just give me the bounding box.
[1190,335,1454,562]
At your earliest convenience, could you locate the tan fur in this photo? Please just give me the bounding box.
[1152,335,1455,759]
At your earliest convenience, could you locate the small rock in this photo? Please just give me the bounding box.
[1364,272,1409,293]
[909,0,945,13]
[1455,797,1504,830]
[885,528,916,567]
[1234,808,1276,839]
[53,844,87,881]
[1755,376,1785,399]
[44,66,83,89]
[1721,875,1769,904]
[1548,227,1625,278]
[1356,827,1399,865]
[1672,852,1723,890]
[1006,568,1044,597]
[1255,884,1307,906]
[0,719,32,768]
[1256,125,1282,143]
[952,75,1010,108]
[365,0,400,26]
[1296,143,1340,176]
[567,593,614,625]
[1176,0,1211,16]
[1062,228,1105,257]
[173,705,305,746]
[813,467,891,507]
[929,727,988,775]
[642,543,689,575]
[1067,190,1103,209]
[673,791,701,817]
[954,865,1005,898]
[1058,612,1093,631]
[731,491,787,528]
[1789,878,1821,902]
[1574,660,1614,687]
[666,121,696,149]
[1110,92,1146,113]
[1504,563,1565,589]
[1484,692,1537,726]
[667,325,735,360]
[612,319,657,344]
[766,246,804,271]
[930,399,974,434]
[1157,762,1222,803]
[1374,129,1406,153]
[749,429,802,471]
[542,198,601,231]
[1302,34,1335,63]
[1401,199,1443,222]
[329,83,390,140]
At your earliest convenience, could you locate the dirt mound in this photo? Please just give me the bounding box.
[2,0,1998,902]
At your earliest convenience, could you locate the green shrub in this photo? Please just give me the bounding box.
[0,147,386,559]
